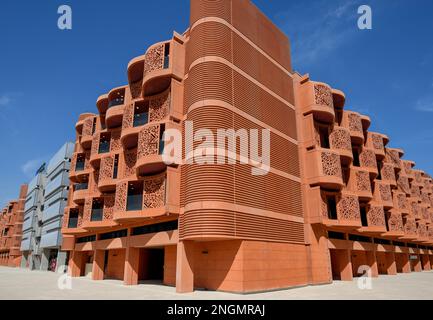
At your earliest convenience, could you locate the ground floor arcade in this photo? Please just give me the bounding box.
[328,237,433,281]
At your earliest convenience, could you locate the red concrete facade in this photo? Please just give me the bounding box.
[0,185,28,267]
[60,0,433,293]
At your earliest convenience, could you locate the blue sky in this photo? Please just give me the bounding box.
[0,0,432,205]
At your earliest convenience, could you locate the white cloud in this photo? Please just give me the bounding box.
[276,0,362,68]
[0,95,11,107]
[415,98,433,113]
[21,158,44,177]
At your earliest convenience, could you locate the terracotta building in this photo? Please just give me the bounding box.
[0,185,28,267]
[61,0,433,293]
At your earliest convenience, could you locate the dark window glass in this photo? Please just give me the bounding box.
[360,204,368,227]
[91,199,104,222]
[68,210,79,228]
[132,220,178,236]
[127,182,143,211]
[163,43,170,69]
[113,155,119,179]
[327,195,338,220]
[319,126,330,149]
[353,148,360,167]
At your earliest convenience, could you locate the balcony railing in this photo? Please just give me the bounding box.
[90,208,103,222]
[127,194,143,211]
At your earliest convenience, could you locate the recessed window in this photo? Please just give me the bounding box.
[164,43,170,69]
[99,133,111,154]
[360,203,368,227]
[91,198,104,222]
[352,147,360,167]
[75,154,85,171]
[127,181,143,211]
[326,195,338,220]
[133,101,149,127]
[159,125,166,155]
[68,209,79,228]
[113,155,119,179]
[376,161,382,180]
[318,125,330,149]
[108,90,125,108]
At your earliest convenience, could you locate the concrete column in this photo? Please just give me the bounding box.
[385,252,397,275]
[56,251,68,273]
[401,253,411,273]
[421,255,431,271]
[339,249,353,281]
[414,258,422,272]
[68,251,83,277]
[92,250,105,281]
[176,241,195,293]
[40,249,49,271]
[124,247,140,286]
[366,251,378,278]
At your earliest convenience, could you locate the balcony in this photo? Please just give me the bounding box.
[385,148,402,172]
[81,196,118,231]
[299,82,335,123]
[359,148,378,177]
[80,116,95,149]
[380,163,397,187]
[121,89,171,149]
[409,200,421,220]
[113,173,168,223]
[360,115,371,132]
[358,203,387,235]
[136,124,167,177]
[400,218,418,240]
[415,222,429,243]
[96,94,109,114]
[401,160,415,180]
[382,210,405,238]
[98,155,118,192]
[412,170,424,187]
[142,41,174,97]
[410,184,421,202]
[366,132,385,159]
[69,153,91,183]
[373,180,394,209]
[323,191,362,230]
[342,111,364,145]
[329,126,353,164]
[305,148,344,189]
[393,191,409,215]
[72,182,89,204]
[90,133,114,169]
[346,166,373,200]
[106,105,124,129]
[397,174,411,196]
[331,88,345,109]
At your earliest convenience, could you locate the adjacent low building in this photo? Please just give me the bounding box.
[58,0,433,293]
[21,143,74,271]
[0,185,28,267]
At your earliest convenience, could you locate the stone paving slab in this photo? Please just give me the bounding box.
[1,267,432,300]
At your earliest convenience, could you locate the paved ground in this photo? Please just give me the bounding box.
[1,266,433,300]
